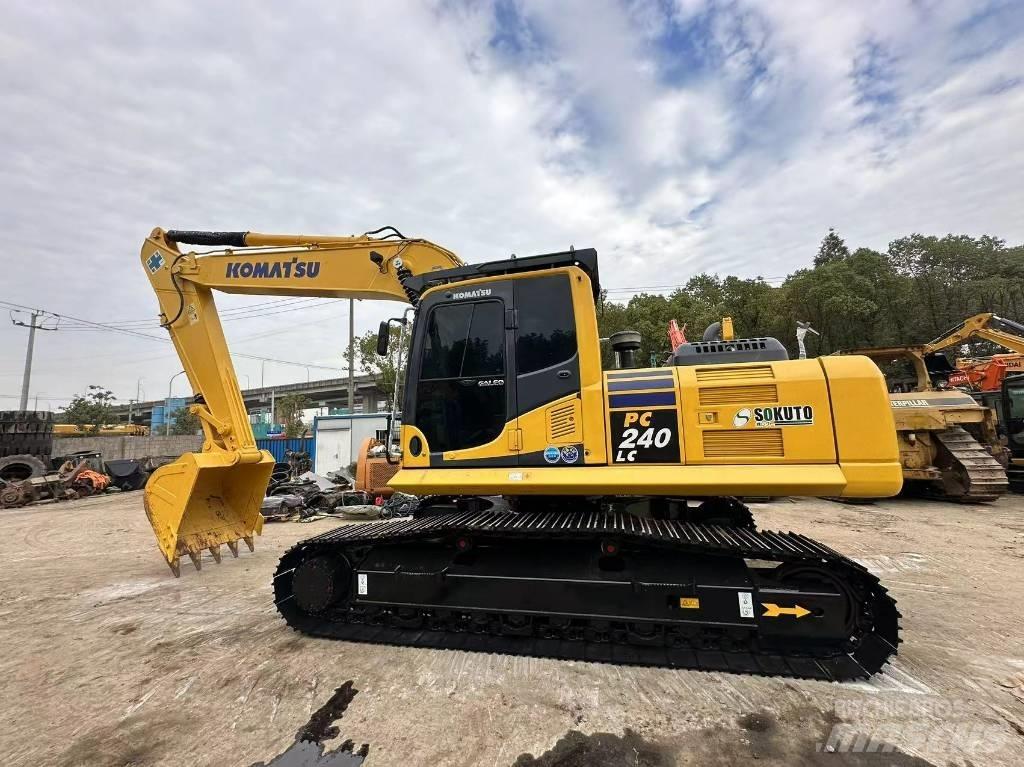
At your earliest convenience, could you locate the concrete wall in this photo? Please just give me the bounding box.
[52,435,203,463]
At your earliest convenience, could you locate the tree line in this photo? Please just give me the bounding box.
[597,230,1024,366]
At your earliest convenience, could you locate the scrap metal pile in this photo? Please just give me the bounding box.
[261,459,417,523]
[1,457,106,508]
[1,411,156,509]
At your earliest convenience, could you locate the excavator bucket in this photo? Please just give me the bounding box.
[143,450,275,576]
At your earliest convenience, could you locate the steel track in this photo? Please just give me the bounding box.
[273,509,900,681]
[933,426,1009,502]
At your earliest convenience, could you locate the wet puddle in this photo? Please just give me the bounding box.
[512,728,671,767]
[251,681,368,766]
[513,710,940,767]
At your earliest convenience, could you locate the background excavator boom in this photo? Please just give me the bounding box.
[924,312,1024,355]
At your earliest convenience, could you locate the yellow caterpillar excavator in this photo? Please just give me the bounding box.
[140,227,902,679]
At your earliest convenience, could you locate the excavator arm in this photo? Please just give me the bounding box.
[140,227,462,575]
[924,312,1024,355]
[850,314,1024,393]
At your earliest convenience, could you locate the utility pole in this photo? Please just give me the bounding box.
[347,299,356,414]
[129,378,142,425]
[12,310,56,411]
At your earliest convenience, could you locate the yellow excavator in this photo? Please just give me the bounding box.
[140,227,902,679]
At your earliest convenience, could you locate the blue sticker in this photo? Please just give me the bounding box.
[147,252,165,273]
[543,446,561,464]
[560,445,580,464]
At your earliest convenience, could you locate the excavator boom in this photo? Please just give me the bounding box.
[141,228,461,575]
[924,312,1024,356]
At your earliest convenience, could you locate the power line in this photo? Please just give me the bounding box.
[603,277,789,294]
[53,297,327,330]
[56,296,330,328]
[22,301,350,377]
[0,299,348,371]
[0,393,76,401]
[52,296,327,329]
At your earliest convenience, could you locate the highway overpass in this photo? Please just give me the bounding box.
[111,375,388,425]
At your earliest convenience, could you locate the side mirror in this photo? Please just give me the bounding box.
[376,320,390,356]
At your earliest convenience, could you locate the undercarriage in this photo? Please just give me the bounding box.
[274,499,899,680]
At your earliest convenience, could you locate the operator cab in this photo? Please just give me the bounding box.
[1001,374,1024,449]
[385,248,598,469]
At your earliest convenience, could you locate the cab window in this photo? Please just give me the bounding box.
[515,275,577,374]
[1008,386,1024,419]
[415,301,506,452]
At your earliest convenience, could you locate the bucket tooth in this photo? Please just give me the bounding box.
[227,540,239,558]
[243,535,255,552]
[209,545,222,564]
[168,557,181,578]
[188,550,202,571]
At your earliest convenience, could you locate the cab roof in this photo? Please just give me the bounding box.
[406,247,600,299]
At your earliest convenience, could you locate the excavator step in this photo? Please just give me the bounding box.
[274,508,900,681]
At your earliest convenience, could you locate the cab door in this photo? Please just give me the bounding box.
[513,273,582,466]
[404,281,517,467]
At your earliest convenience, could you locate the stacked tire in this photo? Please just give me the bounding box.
[0,411,54,481]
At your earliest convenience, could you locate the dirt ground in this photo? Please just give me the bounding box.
[1,492,1022,767]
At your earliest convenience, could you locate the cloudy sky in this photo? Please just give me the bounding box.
[1,0,1022,410]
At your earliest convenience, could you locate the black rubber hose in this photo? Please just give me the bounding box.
[166,230,249,247]
[396,265,420,306]
[364,225,408,240]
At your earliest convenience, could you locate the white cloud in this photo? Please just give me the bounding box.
[0,0,1022,409]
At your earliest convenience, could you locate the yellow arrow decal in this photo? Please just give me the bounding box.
[761,602,811,619]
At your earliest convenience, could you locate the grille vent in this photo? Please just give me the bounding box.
[703,429,784,457]
[369,461,400,488]
[698,384,779,406]
[695,365,774,382]
[547,401,578,441]
[690,338,773,354]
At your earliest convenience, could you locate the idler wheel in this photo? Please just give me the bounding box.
[292,555,350,614]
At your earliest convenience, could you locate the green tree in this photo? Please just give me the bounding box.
[346,325,412,410]
[595,230,1024,363]
[814,228,850,267]
[60,386,116,434]
[277,393,309,438]
[168,407,201,435]
[885,233,1024,339]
